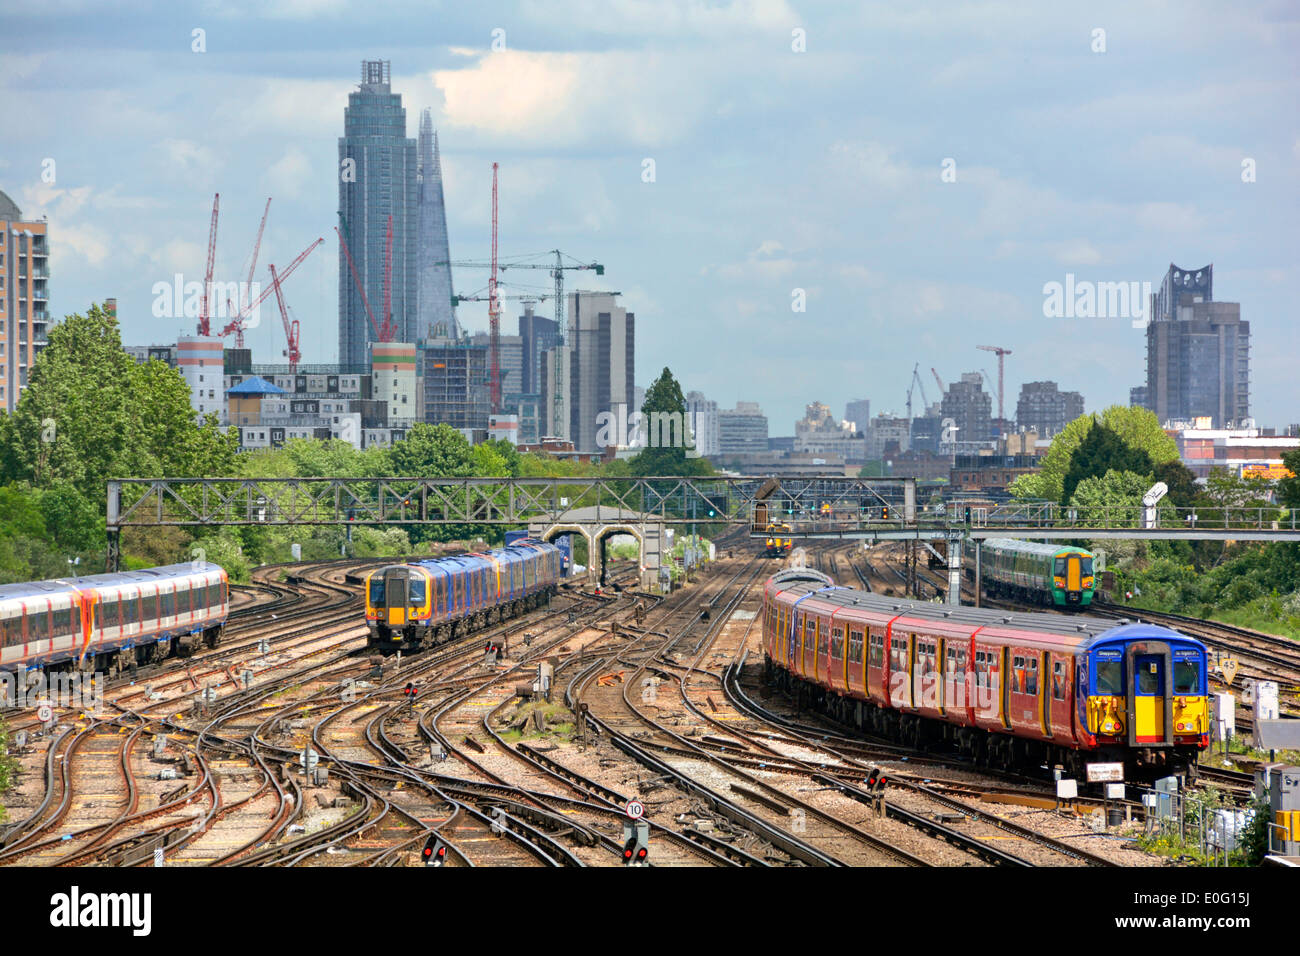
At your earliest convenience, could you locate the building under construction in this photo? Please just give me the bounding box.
[421,336,490,436]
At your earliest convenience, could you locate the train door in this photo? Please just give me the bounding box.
[1040,651,1052,738]
[1133,652,1167,744]
[1065,554,1082,593]
[383,566,409,628]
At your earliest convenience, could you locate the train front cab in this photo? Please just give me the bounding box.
[1052,550,1095,607]
[1081,625,1208,764]
[367,565,430,648]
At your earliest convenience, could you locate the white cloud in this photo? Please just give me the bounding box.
[265,148,312,200]
[161,139,222,182]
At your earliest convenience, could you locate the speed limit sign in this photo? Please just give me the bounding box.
[625,799,645,820]
[37,703,52,723]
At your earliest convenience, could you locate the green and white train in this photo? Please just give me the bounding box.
[978,538,1096,608]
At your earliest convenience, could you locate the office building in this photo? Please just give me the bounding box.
[554,292,634,452]
[1145,263,1250,428]
[0,189,50,412]
[940,372,993,448]
[422,336,489,434]
[717,402,769,456]
[519,305,559,396]
[338,60,419,368]
[685,390,720,456]
[844,399,870,434]
[1015,381,1084,437]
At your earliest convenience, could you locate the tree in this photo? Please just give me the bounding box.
[1277,448,1300,510]
[1152,459,1200,509]
[389,424,474,478]
[1011,406,1178,503]
[625,367,712,477]
[1069,469,1170,529]
[1061,422,1155,505]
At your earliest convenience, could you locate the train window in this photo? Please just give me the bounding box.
[162,591,174,617]
[31,610,46,640]
[1081,557,1094,577]
[369,579,385,605]
[1095,660,1122,695]
[1053,558,1066,576]
[1174,661,1200,695]
[409,577,426,606]
[1026,658,1038,695]
[831,626,844,659]
[1137,662,1159,695]
[2,616,15,647]
[1012,655,1024,693]
[848,630,863,664]
[1052,661,1066,700]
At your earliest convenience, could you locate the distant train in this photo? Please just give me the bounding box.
[763,568,1208,779]
[0,562,229,676]
[364,539,563,652]
[977,538,1096,608]
[764,522,793,558]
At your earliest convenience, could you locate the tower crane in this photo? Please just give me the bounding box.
[197,193,219,336]
[931,368,946,395]
[436,241,604,438]
[223,198,272,347]
[268,263,302,372]
[336,220,398,343]
[977,344,1013,429]
[219,237,324,340]
[905,363,931,425]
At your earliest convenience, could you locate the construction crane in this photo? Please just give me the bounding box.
[224,198,272,347]
[977,345,1013,427]
[197,193,219,336]
[437,247,604,438]
[931,368,946,395]
[336,222,398,343]
[905,363,931,426]
[267,263,302,372]
[488,163,501,411]
[219,237,324,340]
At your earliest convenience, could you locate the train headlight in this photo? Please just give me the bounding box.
[1083,576,1094,588]
[1054,577,1065,588]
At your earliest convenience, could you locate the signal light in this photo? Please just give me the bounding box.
[404,682,418,700]
[635,846,647,863]
[422,835,447,866]
[881,506,889,520]
[623,836,637,863]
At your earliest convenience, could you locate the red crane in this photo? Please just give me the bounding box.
[197,192,219,336]
[225,198,272,347]
[268,263,301,372]
[336,223,398,342]
[488,162,501,411]
[218,237,323,339]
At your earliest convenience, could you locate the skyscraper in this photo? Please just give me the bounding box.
[1144,263,1250,428]
[1015,381,1084,437]
[543,292,634,451]
[338,60,418,368]
[940,372,993,447]
[417,109,457,340]
[0,189,50,412]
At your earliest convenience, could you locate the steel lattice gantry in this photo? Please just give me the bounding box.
[103,475,916,570]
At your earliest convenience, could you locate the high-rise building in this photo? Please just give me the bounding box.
[470,331,523,396]
[338,60,419,368]
[718,402,769,456]
[1130,385,1149,411]
[1145,263,1250,428]
[518,305,559,395]
[844,399,870,434]
[1015,381,1084,437]
[416,110,457,341]
[940,372,993,447]
[558,292,634,452]
[421,336,489,433]
[685,390,719,457]
[0,189,50,412]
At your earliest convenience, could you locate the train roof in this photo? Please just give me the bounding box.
[981,538,1093,558]
[0,562,225,601]
[767,569,1155,646]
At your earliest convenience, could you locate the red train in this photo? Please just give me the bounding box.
[762,568,1209,780]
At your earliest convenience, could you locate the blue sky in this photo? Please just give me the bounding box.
[2,0,1296,433]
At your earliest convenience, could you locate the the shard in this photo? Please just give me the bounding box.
[418,109,458,340]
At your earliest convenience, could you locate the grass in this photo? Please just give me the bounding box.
[0,716,17,823]
[496,700,576,743]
